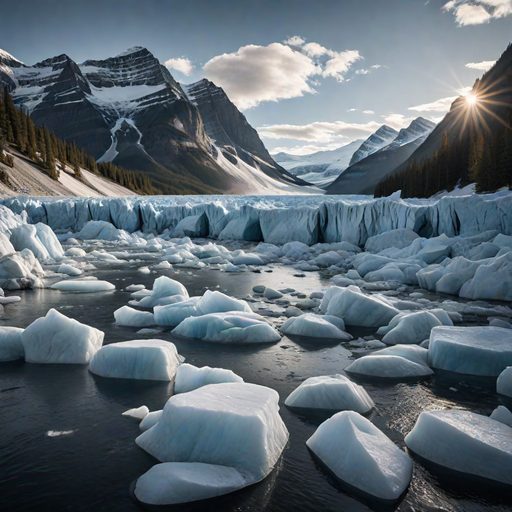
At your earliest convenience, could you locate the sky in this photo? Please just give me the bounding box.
[1,0,511,155]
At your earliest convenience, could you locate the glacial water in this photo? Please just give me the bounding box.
[0,264,511,512]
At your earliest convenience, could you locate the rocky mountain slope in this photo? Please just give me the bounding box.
[348,125,398,166]
[0,47,304,194]
[326,118,435,194]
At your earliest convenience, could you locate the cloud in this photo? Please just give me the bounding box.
[409,95,458,113]
[363,109,375,114]
[382,113,415,129]
[465,59,496,71]
[442,0,511,25]
[203,38,363,109]
[164,57,194,76]
[258,120,381,143]
[203,43,317,109]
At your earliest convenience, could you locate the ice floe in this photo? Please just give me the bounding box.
[281,313,351,340]
[22,309,104,364]
[89,339,181,381]
[307,411,412,500]
[51,279,115,293]
[174,363,243,394]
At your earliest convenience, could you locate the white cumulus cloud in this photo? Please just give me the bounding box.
[442,0,511,25]
[465,59,496,71]
[203,37,363,109]
[164,57,194,76]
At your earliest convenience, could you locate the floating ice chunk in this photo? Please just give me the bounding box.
[22,309,104,364]
[152,261,171,270]
[77,220,130,242]
[135,462,247,505]
[10,223,64,261]
[51,279,115,293]
[154,291,251,327]
[281,314,351,340]
[0,249,45,289]
[138,266,150,274]
[65,247,86,257]
[324,286,399,327]
[172,312,280,344]
[57,263,83,276]
[174,363,243,394]
[345,345,433,379]
[307,411,412,501]
[231,252,264,266]
[405,409,512,485]
[497,367,512,397]
[364,229,419,253]
[140,410,162,432]
[135,276,188,308]
[114,306,155,327]
[126,284,145,292]
[380,310,451,345]
[285,375,374,413]
[89,340,181,381]
[122,405,149,420]
[429,326,512,376]
[0,295,20,304]
[459,252,512,301]
[0,326,24,361]
[489,317,512,329]
[490,406,512,427]
[136,382,288,494]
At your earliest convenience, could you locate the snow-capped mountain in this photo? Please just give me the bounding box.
[0,47,304,194]
[273,139,363,186]
[326,117,435,195]
[348,125,398,166]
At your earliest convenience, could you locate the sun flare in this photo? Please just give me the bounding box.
[465,92,478,106]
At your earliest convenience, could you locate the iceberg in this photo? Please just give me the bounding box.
[323,286,399,327]
[285,374,374,413]
[0,326,24,362]
[172,311,280,344]
[429,326,512,376]
[89,339,181,381]
[154,290,251,327]
[139,410,162,432]
[405,409,512,485]
[281,314,351,340]
[135,462,247,505]
[135,382,289,503]
[122,406,149,420]
[114,306,155,327]
[10,223,64,261]
[50,279,115,293]
[22,309,104,364]
[174,363,243,394]
[306,411,412,500]
[133,276,188,308]
[379,310,452,345]
[497,366,512,397]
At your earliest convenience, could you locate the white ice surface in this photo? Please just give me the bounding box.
[281,313,351,340]
[405,409,512,485]
[307,411,412,500]
[89,339,180,381]
[21,309,104,364]
[114,306,155,327]
[174,363,243,394]
[51,280,115,293]
[285,374,374,413]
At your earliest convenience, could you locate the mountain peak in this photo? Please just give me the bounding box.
[0,48,23,66]
[115,46,149,58]
[349,124,398,166]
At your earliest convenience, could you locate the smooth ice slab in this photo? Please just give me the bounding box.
[380,310,451,345]
[405,409,512,485]
[345,345,433,379]
[490,406,512,427]
[89,339,181,381]
[135,462,247,505]
[114,306,155,327]
[22,309,104,364]
[51,279,115,293]
[324,286,399,327]
[429,326,512,376]
[285,374,374,413]
[122,406,149,420]
[281,314,351,340]
[307,411,412,501]
[172,311,280,344]
[0,326,24,362]
[136,382,289,484]
[174,363,243,394]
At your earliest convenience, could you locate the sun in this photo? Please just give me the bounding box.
[465,92,478,107]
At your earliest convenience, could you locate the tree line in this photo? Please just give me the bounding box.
[375,110,512,198]
[0,88,155,194]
